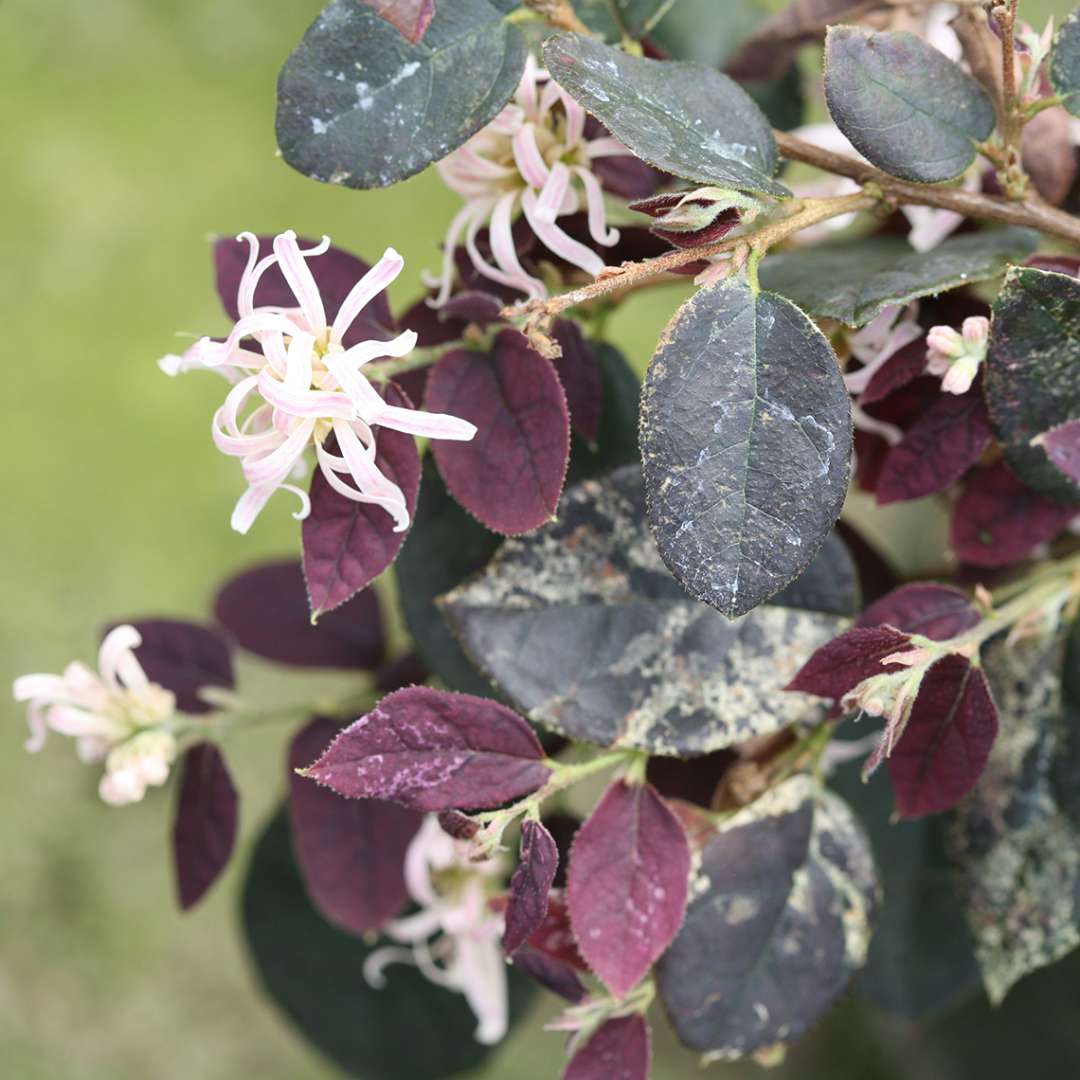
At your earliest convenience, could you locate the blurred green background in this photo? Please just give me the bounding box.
[0,1,1071,1078]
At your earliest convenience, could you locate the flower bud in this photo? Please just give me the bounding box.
[629,187,756,249]
[926,316,989,393]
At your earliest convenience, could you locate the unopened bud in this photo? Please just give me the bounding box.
[629,187,757,249]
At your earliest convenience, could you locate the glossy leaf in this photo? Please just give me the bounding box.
[504,819,559,955]
[825,27,995,182]
[1051,7,1080,117]
[543,33,787,197]
[857,583,980,641]
[396,459,499,696]
[276,0,527,189]
[889,655,998,818]
[302,686,551,811]
[426,331,570,535]
[641,278,851,618]
[568,780,690,997]
[302,387,422,617]
[242,810,531,1080]
[951,463,1076,568]
[564,1015,650,1080]
[172,743,238,911]
[117,619,233,715]
[948,632,1080,1003]
[1036,420,1080,485]
[760,229,1037,328]
[288,718,421,935]
[656,777,878,1058]
[440,468,852,756]
[215,560,384,670]
[876,387,993,504]
[985,267,1080,502]
[361,0,434,43]
[787,625,913,700]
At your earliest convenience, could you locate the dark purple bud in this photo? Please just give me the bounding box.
[503,819,559,954]
[629,191,741,249]
[437,809,479,840]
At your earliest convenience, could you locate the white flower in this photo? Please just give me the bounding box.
[13,626,178,806]
[427,55,636,303]
[844,303,924,396]
[364,816,509,1045]
[163,230,476,534]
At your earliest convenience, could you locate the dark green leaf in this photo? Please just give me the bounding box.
[825,27,995,183]
[242,810,532,1078]
[1051,618,1080,827]
[760,228,1038,328]
[276,0,527,189]
[745,61,807,132]
[650,0,765,68]
[985,266,1080,503]
[439,467,852,756]
[947,631,1080,1004]
[656,777,878,1059]
[543,33,788,197]
[396,459,499,696]
[640,278,852,618]
[830,758,980,1020]
[1051,8,1080,118]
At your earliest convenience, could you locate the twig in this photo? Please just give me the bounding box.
[773,130,1080,244]
[521,0,590,34]
[992,0,1027,197]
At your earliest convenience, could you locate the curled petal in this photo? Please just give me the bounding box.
[330,247,405,344]
[534,162,571,225]
[512,124,550,189]
[522,189,606,278]
[273,230,329,332]
[98,625,146,692]
[574,166,619,247]
[487,192,545,300]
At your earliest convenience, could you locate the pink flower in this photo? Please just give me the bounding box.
[926,315,990,395]
[364,816,508,1045]
[163,230,476,534]
[843,304,924,396]
[13,626,179,806]
[427,55,636,303]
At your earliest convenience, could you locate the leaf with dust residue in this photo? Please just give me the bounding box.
[656,776,878,1059]
[947,630,1080,1004]
[439,467,853,756]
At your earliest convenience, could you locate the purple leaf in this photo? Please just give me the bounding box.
[645,751,736,810]
[860,338,928,405]
[511,945,587,1003]
[567,780,690,998]
[113,619,233,714]
[857,583,980,640]
[551,321,603,446]
[215,560,384,669]
[303,686,551,811]
[437,809,479,840]
[785,625,913,700]
[563,1015,651,1080]
[375,651,429,692]
[302,384,422,616]
[504,820,559,954]
[876,387,993,504]
[1035,419,1080,485]
[213,234,395,347]
[288,717,421,934]
[889,656,998,817]
[359,0,435,44]
[951,462,1077,568]
[172,743,238,911]
[425,330,570,535]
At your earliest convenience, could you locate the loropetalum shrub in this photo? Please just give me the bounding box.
[15,1,1080,1076]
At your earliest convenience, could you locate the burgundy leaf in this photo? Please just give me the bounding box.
[288,718,421,934]
[425,330,570,534]
[504,820,559,954]
[114,619,233,714]
[442,290,505,326]
[950,462,1077,568]
[853,377,941,492]
[835,520,900,604]
[398,295,466,349]
[785,625,913,700]
[213,234,394,347]
[172,743,238,911]
[374,650,429,692]
[302,384,422,616]
[512,945,588,1003]
[551,320,603,445]
[564,1015,651,1080]
[1026,254,1080,276]
[888,655,998,817]
[567,780,691,998]
[215,560,384,670]
[360,0,435,44]
[646,751,736,809]
[876,388,993,504]
[302,686,551,811]
[1036,419,1080,485]
[858,583,980,640]
[524,890,587,969]
[860,338,928,405]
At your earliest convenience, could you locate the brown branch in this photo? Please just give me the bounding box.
[774,130,1080,245]
[521,0,590,34]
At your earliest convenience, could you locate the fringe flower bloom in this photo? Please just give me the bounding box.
[13,626,178,806]
[364,816,508,1045]
[164,230,476,534]
[427,55,636,303]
